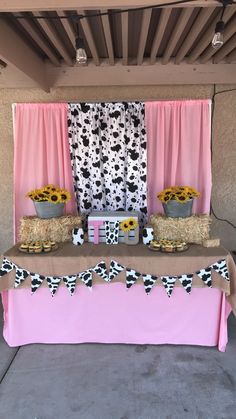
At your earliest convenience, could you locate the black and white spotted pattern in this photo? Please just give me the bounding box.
[196,267,212,287]
[67,102,147,226]
[63,275,77,296]
[79,270,92,289]
[178,274,193,294]
[93,261,109,281]
[126,268,141,289]
[46,276,61,296]
[105,221,119,245]
[109,260,124,281]
[211,259,229,281]
[142,227,154,246]
[14,267,29,288]
[161,276,177,297]
[31,273,45,294]
[142,274,157,294]
[0,257,14,277]
[72,227,84,246]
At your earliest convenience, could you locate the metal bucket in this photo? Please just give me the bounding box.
[163,199,193,218]
[34,202,65,219]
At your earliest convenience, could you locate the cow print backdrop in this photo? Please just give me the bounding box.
[67,102,147,226]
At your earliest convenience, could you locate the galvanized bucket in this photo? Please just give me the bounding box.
[34,201,65,219]
[163,199,193,218]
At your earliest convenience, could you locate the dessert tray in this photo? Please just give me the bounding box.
[18,241,58,254]
[148,239,189,253]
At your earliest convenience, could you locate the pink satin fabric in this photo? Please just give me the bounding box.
[145,100,212,216]
[1,285,230,351]
[13,103,77,241]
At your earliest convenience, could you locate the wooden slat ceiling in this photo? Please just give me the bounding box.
[0,1,235,90]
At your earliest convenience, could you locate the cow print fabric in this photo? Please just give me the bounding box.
[211,259,229,281]
[31,273,45,294]
[93,261,109,282]
[0,257,14,277]
[67,102,147,226]
[178,274,193,294]
[63,275,77,296]
[109,260,124,281]
[196,267,212,287]
[126,268,141,289]
[142,274,157,294]
[105,221,119,245]
[47,276,61,296]
[142,227,154,245]
[79,270,93,289]
[14,267,29,288]
[161,276,177,297]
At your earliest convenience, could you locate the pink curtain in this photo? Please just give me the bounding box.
[145,100,212,216]
[13,103,76,241]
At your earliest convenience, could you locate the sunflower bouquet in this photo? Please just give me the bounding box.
[157,186,200,204]
[120,217,138,232]
[26,184,71,204]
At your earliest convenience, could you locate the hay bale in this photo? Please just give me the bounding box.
[19,215,83,243]
[149,214,211,244]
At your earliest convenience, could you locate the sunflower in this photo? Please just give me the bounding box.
[175,193,189,203]
[48,191,61,204]
[127,217,138,230]
[59,190,71,203]
[33,194,41,202]
[162,194,172,203]
[120,220,131,232]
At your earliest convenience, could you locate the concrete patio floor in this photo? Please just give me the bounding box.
[0,307,235,419]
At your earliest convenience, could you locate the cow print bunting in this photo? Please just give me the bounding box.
[109,260,124,281]
[63,275,77,296]
[105,221,119,245]
[211,259,229,281]
[0,257,231,296]
[177,274,193,294]
[31,273,45,294]
[93,261,109,282]
[142,274,157,294]
[79,270,93,289]
[67,102,147,226]
[46,276,61,296]
[0,257,14,277]
[196,267,212,288]
[161,276,177,297]
[14,267,30,288]
[126,268,141,289]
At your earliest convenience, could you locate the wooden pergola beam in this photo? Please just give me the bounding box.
[16,13,60,66]
[150,8,172,64]
[78,10,100,66]
[175,7,214,64]
[187,7,235,63]
[33,11,73,65]
[56,10,76,48]
[137,9,152,65]
[200,14,236,63]
[0,1,221,12]
[101,10,115,65]
[213,33,236,63]
[226,48,236,63]
[121,11,129,65]
[0,18,49,91]
[162,8,192,64]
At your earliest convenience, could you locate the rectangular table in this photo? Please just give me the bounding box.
[1,243,235,351]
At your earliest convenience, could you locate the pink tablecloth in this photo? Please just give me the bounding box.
[1,284,231,351]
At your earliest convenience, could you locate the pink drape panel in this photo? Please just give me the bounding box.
[13,103,76,241]
[145,100,212,216]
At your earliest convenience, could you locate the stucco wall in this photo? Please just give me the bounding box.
[0,85,235,254]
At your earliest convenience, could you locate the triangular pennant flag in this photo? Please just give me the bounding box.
[31,273,45,294]
[196,266,212,287]
[161,276,177,297]
[126,268,141,289]
[79,270,92,289]
[93,261,109,282]
[0,257,14,277]
[109,260,124,281]
[14,267,30,288]
[211,259,229,281]
[63,275,77,296]
[142,274,157,295]
[177,274,193,294]
[46,276,61,296]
